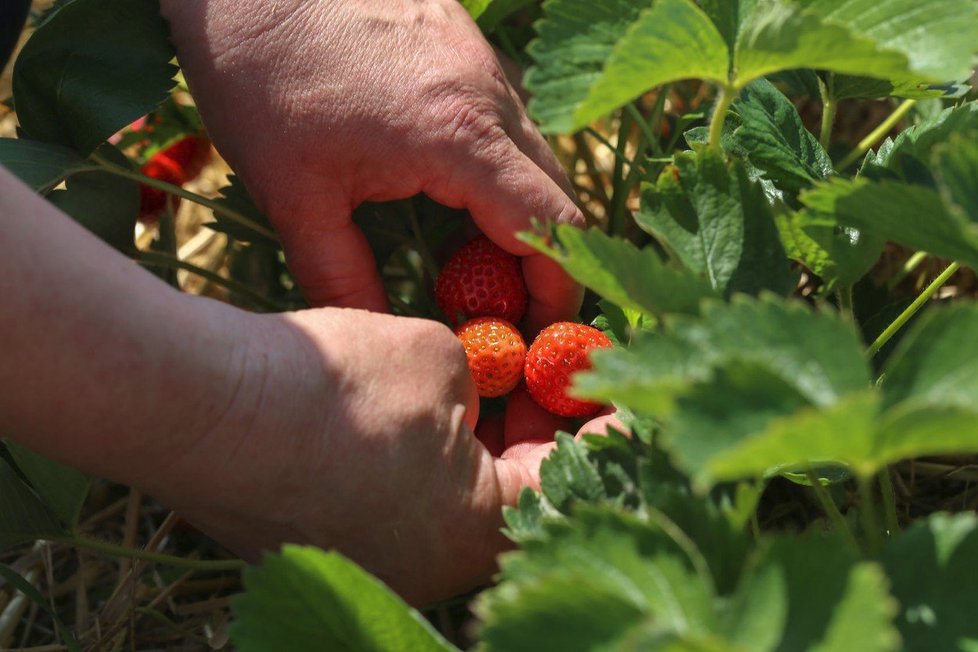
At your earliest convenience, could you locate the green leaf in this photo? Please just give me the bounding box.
[867,102,978,170]
[801,177,978,272]
[637,148,795,297]
[47,144,139,252]
[12,0,176,155]
[699,0,761,53]
[735,0,978,88]
[831,74,970,101]
[935,134,978,224]
[776,208,884,290]
[802,0,978,83]
[733,3,911,87]
[231,546,456,652]
[540,433,607,512]
[4,441,89,531]
[578,296,869,415]
[883,513,978,652]
[0,563,82,652]
[882,303,978,411]
[463,0,535,30]
[477,507,716,652]
[0,137,93,192]
[526,0,728,133]
[521,225,716,317]
[0,457,66,551]
[208,175,278,247]
[725,537,900,651]
[729,78,833,197]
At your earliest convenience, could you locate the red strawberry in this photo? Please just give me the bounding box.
[524,322,613,417]
[159,135,211,180]
[456,317,527,398]
[435,236,528,326]
[138,154,186,223]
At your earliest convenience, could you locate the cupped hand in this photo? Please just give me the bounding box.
[160,0,584,332]
[144,307,556,605]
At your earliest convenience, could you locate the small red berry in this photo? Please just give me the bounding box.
[159,135,212,181]
[138,154,185,223]
[456,317,527,398]
[524,322,613,417]
[435,236,528,326]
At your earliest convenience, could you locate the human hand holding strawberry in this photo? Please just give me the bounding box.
[159,0,583,333]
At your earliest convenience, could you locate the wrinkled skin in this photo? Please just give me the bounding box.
[161,0,584,332]
[113,0,591,602]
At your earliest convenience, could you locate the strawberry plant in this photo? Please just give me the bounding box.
[3,0,978,649]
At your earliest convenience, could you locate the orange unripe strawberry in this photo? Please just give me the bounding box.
[456,317,527,398]
[524,322,613,417]
[435,236,528,326]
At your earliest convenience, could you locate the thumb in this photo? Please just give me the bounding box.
[265,191,390,312]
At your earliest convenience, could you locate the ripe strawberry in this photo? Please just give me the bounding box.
[524,322,613,417]
[435,236,528,326]
[138,154,186,223]
[160,135,211,180]
[456,317,527,398]
[138,135,212,224]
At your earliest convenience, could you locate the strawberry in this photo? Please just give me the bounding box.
[456,317,527,398]
[138,154,186,223]
[159,135,211,180]
[524,322,613,417]
[137,135,212,224]
[435,236,528,326]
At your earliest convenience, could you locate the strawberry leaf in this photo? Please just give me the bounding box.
[230,546,456,652]
[12,0,176,155]
[883,513,978,651]
[0,457,66,551]
[637,148,795,297]
[4,441,89,532]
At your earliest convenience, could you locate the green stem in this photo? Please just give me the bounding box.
[836,284,854,320]
[91,152,280,243]
[806,469,859,551]
[878,468,900,535]
[57,534,246,572]
[583,128,637,172]
[405,200,440,280]
[887,251,928,291]
[838,99,917,171]
[608,108,635,237]
[818,74,837,151]
[625,102,659,157]
[708,85,737,149]
[858,474,884,555]
[133,250,285,312]
[867,261,960,357]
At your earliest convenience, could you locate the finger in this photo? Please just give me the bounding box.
[425,140,584,329]
[493,440,557,500]
[575,411,629,440]
[267,197,389,311]
[503,384,572,448]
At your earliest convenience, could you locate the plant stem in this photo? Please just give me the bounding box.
[878,468,900,535]
[818,74,837,150]
[806,469,859,551]
[405,199,440,280]
[867,261,960,357]
[708,85,736,149]
[609,108,635,237]
[838,99,916,171]
[887,250,928,291]
[91,152,280,243]
[583,128,636,172]
[625,102,659,157]
[133,250,285,312]
[858,474,884,555]
[836,284,854,320]
[55,534,246,572]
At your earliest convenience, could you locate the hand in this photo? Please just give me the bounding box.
[141,307,554,605]
[160,0,584,332]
